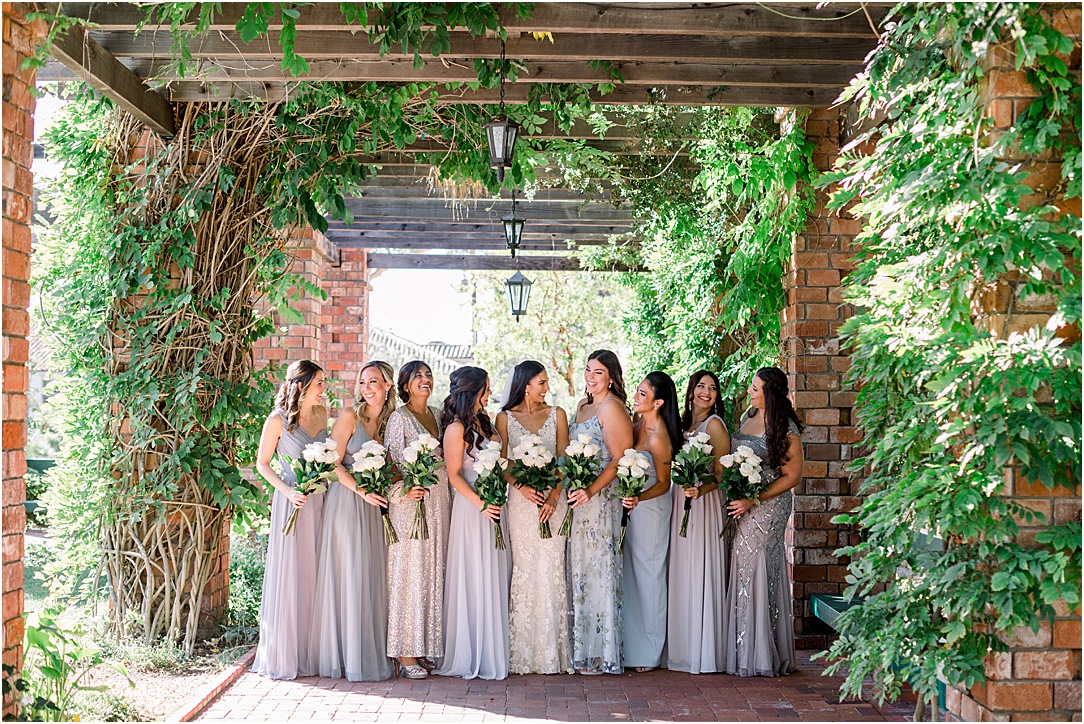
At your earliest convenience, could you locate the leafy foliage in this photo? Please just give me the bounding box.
[818,3,1082,708]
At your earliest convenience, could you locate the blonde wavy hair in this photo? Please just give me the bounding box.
[274,359,323,432]
[353,361,397,440]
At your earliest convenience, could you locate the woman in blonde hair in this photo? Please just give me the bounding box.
[253,359,329,680]
[310,361,397,681]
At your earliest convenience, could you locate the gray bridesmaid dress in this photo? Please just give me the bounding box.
[621,449,673,669]
[253,410,327,680]
[724,412,800,677]
[667,414,729,674]
[435,432,512,680]
[310,422,394,681]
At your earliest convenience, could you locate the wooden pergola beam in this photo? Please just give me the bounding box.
[324,221,633,236]
[326,238,632,252]
[48,23,175,137]
[366,253,636,272]
[342,198,634,221]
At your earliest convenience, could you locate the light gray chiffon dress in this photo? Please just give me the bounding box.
[384,406,449,660]
[435,432,512,680]
[667,414,729,674]
[567,413,623,674]
[310,422,394,681]
[724,412,800,677]
[621,449,672,669]
[253,411,327,680]
[506,408,572,674]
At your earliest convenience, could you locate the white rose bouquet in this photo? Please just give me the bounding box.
[396,433,444,540]
[718,444,765,538]
[350,439,397,544]
[557,433,601,537]
[282,438,339,536]
[473,440,510,551]
[672,431,715,538]
[614,448,651,554]
[509,433,561,539]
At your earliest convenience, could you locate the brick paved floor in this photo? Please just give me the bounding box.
[196,651,911,722]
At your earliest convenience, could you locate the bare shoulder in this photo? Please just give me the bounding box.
[263,411,284,431]
[555,406,568,425]
[647,430,673,464]
[705,416,729,437]
[495,409,508,428]
[597,396,631,422]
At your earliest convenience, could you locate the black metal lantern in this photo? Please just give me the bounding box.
[505,270,533,322]
[483,39,520,182]
[502,192,525,257]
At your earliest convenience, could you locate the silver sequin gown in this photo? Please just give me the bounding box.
[506,408,572,674]
[567,413,623,674]
[724,412,800,677]
[253,411,327,680]
[309,422,394,681]
[384,406,450,660]
[667,414,729,674]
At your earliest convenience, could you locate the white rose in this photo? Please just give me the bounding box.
[584,444,601,457]
[739,462,756,478]
[749,472,762,485]
[630,465,646,479]
[736,445,755,459]
[695,432,711,444]
[577,433,592,445]
[565,440,584,456]
[618,465,630,477]
[719,454,735,468]
[538,450,553,465]
[403,447,419,464]
[302,447,318,463]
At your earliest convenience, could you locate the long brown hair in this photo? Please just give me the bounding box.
[274,360,323,432]
[353,361,396,440]
[586,349,627,405]
[439,366,495,457]
[752,366,803,469]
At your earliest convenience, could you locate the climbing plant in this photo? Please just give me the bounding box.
[818,2,1081,714]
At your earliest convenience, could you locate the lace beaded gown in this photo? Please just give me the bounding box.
[506,408,572,674]
[384,406,450,661]
[724,411,800,677]
[309,422,394,681]
[253,411,327,680]
[435,433,512,680]
[667,415,728,674]
[566,413,623,674]
[621,449,672,669]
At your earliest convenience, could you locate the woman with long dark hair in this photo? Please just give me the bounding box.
[668,370,730,674]
[434,366,512,680]
[253,360,329,680]
[567,349,634,675]
[621,371,681,672]
[495,361,572,674]
[724,367,804,677]
[384,360,449,679]
[310,361,397,681]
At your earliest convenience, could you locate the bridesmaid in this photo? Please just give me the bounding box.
[253,360,329,680]
[310,361,396,682]
[621,371,681,673]
[434,367,512,680]
[496,360,572,675]
[667,370,731,674]
[385,360,449,680]
[567,349,634,676]
[724,367,804,677]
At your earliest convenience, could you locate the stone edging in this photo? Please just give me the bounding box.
[166,646,257,722]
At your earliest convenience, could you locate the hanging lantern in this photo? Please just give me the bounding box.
[505,271,533,322]
[483,38,520,182]
[502,193,525,257]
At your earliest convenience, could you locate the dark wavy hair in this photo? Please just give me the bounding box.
[502,360,546,412]
[396,360,432,403]
[643,371,683,457]
[681,369,726,432]
[274,359,323,432]
[586,349,627,405]
[440,366,495,456]
[751,366,803,469]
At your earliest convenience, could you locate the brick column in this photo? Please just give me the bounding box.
[2,3,42,717]
[782,107,862,649]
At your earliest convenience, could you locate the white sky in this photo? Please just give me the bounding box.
[368,269,473,345]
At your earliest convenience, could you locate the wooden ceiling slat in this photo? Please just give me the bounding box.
[342,198,634,221]
[366,253,635,272]
[325,238,628,250]
[325,222,633,235]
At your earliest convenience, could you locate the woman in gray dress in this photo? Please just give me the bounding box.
[621,371,681,672]
[567,350,634,675]
[385,360,448,679]
[253,360,329,680]
[667,370,730,674]
[310,361,397,682]
[724,366,804,677]
[434,367,512,680]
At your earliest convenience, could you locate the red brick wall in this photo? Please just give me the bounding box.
[784,107,862,649]
[2,3,41,717]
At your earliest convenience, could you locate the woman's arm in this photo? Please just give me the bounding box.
[255,413,306,508]
[571,398,633,507]
[727,434,803,516]
[330,409,360,493]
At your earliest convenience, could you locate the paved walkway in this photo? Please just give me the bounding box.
[196,652,911,721]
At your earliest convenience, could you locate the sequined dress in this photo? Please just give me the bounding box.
[506,408,572,674]
[253,410,327,680]
[724,412,800,677]
[567,413,623,674]
[384,406,449,660]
